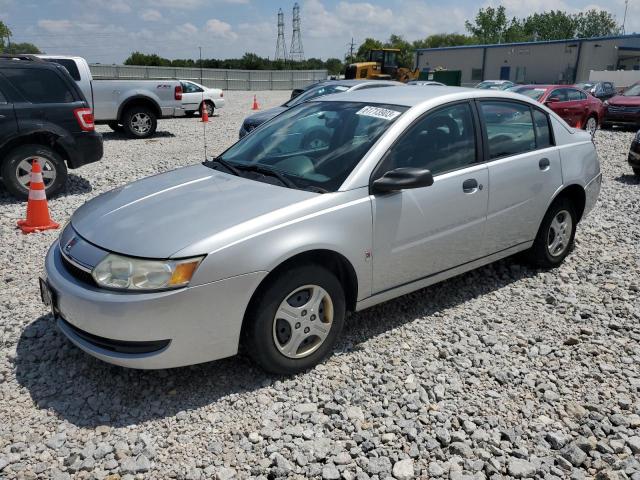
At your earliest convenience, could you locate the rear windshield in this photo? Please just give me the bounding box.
[623,83,640,96]
[1,67,74,103]
[285,84,350,107]
[46,58,81,81]
[514,88,547,101]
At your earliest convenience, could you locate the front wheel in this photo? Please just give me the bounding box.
[526,197,577,268]
[122,106,157,138]
[1,144,67,199]
[200,101,214,117]
[243,265,345,374]
[633,167,640,177]
[584,115,598,136]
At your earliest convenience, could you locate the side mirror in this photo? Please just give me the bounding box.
[372,167,434,194]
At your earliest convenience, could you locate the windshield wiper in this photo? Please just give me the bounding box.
[205,157,242,177]
[236,164,298,189]
[304,185,328,194]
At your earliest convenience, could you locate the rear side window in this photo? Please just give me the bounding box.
[47,58,81,81]
[480,101,536,159]
[2,68,74,103]
[566,89,586,101]
[533,109,553,148]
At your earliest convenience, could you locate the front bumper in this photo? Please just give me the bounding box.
[213,98,225,109]
[583,172,602,219]
[603,109,640,126]
[44,241,267,369]
[629,140,640,168]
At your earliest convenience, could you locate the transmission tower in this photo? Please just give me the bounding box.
[290,3,305,62]
[275,8,288,62]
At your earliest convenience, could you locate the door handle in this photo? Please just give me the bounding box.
[462,178,481,193]
[539,158,550,170]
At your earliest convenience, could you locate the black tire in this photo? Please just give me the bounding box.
[526,197,577,269]
[107,121,124,132]
[600,123,612,130]
[633,167,640,177]
[199,101,214,117]
[243,265,346,375]
[1,144,67,199]
[583,115,598,135]
[122,106,157,139]
[185,111,195,117]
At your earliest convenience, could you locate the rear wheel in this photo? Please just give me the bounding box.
[243,265,345,374]
[122,106,157,138]
[1,144,67,199]
[633,167,640,177]
[527,197,577,268]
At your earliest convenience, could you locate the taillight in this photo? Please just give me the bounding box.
[175,85,183,100]
[74,108,94,132]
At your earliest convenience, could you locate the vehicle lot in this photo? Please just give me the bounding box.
[0,90,639,479]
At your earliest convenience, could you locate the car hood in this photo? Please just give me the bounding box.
[607,95,640,106]
[244,106,287,126]
[71,164,315,259]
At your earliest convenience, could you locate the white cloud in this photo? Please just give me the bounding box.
[176,22,198,36]
[205,18,237,40]
[140,9,162,22]
[150,0,203,9]
[37,19,74,33]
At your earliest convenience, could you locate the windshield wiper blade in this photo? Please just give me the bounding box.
[205,157,242,177]
[236,164,298,189]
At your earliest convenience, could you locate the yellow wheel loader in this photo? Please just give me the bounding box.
[344,48,420,83]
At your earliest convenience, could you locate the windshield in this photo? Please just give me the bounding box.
[285,84,351,107]
[623,83,640,96]
[218,101,407,192]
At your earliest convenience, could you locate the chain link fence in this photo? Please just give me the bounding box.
[89,64,328,91]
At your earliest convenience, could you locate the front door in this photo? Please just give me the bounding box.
[371,101,489,293]
[500,66,511,80]
[478,100,564,253]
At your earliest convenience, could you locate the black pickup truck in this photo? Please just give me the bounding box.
[0,54,103,198]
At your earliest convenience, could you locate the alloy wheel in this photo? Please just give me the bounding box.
[16,157,56,190]
[586,117,597,136]
[547,210,573,257]
[272,284,334,359]
[130,112,151,135]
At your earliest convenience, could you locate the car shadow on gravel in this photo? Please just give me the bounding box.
[0,174,92,205]
[614,174,640,185]
[101,131,176,141]
[15,258,536,428]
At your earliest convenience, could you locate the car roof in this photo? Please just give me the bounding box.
[318,85,544,107]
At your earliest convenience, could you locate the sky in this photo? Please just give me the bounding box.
[1,0,638,64]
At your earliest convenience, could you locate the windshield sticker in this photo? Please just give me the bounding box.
[356,106,401,121]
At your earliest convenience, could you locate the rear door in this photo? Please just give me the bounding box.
[566,88,589,127]
[545,88,578,126]
[479,100,563,252]
[181,81,203,111]
[371,101,489,292]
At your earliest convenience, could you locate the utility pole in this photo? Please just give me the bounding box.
[347,38,356,63]
[198,46,203,84]
[622,0,629,34]
[290,3,305,62]
[275,8,287,63]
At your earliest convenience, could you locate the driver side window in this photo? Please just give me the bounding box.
[382,102,477,176]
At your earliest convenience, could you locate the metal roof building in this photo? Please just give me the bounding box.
[414,34,640,86]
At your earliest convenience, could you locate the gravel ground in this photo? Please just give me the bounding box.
[0,90,639,480]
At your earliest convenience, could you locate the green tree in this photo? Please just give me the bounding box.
[413,33,476,49]
[521,11,578,40]
[574,9,621,38]
[3,42,41,54]
[384,34,413,67]
[325,58,343,76]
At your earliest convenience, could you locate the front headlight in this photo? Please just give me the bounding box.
[92,254,204,291]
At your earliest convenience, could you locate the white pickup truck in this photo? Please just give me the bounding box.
[37,55,184,138]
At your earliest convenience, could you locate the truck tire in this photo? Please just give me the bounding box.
[1,144,67,199]
[108,121,124,132]
[122,106,157,139]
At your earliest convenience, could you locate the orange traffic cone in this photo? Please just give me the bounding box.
[252,95,260,110]
[200,103,209,122]
[17,160,59,234]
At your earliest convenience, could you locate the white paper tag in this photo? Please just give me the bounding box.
[356,106,401,121]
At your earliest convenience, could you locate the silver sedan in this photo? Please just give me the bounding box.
[42,86,601,374]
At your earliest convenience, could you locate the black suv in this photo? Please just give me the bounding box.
[0,54,103,198]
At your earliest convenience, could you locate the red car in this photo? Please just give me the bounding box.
[508,85,603,134]
[603,82,640,129]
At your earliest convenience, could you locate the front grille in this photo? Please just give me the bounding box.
[60,317,170,354]
[608,105,640,114]
[61,253,97,286]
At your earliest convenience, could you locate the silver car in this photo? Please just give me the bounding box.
[42,87,602,374]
